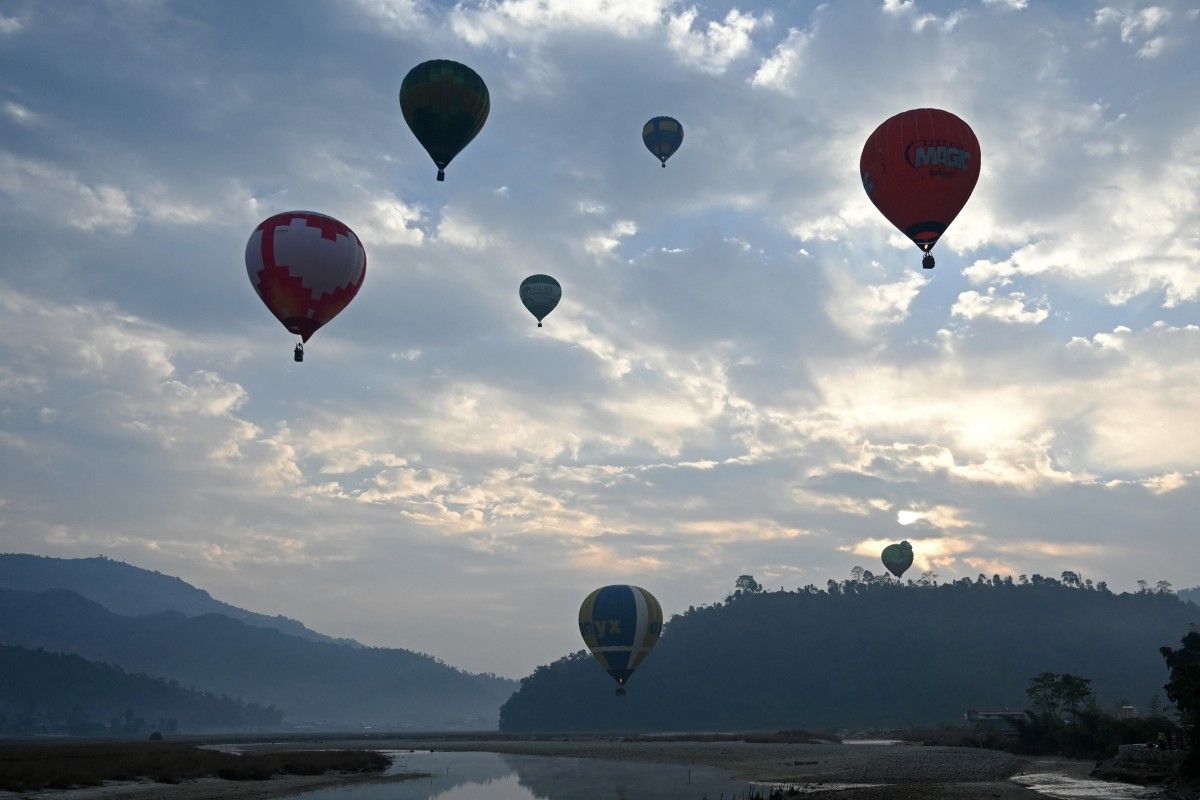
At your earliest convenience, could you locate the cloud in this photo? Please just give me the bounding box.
[951,288,1050,324]
[751,26,813,91]
[827,269,926,336]
[585,219,638,256]
[666,7,767,74]
[2,101,38,126]
[0,151,136,234]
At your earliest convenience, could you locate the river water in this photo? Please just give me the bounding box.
[290,750,866,799]
[287,750,1156,800]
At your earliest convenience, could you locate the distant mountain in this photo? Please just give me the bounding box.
[0,644,283,734]
[1179,587,1200,605]
[0,554,353,646]
[500,576,1200,732]
[0,587,516,729]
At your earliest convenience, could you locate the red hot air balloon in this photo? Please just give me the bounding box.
[245,212,366,362]
[860,108,980,269]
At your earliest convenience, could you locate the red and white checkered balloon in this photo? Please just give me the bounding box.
[245,211,366,343]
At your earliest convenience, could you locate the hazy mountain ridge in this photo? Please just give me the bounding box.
[500,576,1200,732]
[0,554,355,646]
[0,586,516,729]
[1179,587,1199,605]
[0,644,283,734]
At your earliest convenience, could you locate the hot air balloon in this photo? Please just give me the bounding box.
[245,211,366,362]
[860,108,980,269]
[519,274,561,327]
[642,116,683,167]
[579,585,663,696]
[881,541,914,579]
[400,59,490,181]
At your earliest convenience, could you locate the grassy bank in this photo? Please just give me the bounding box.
[0,741,391,791]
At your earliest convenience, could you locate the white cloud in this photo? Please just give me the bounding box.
[951,288,1050,324]
[2,101,38,126]
[1093,5,1174,56]
[666,7,767,74]
[585,219,637,256]
[751,26,812,91]
[0,14,22,34]
[0,151,136,233]
[349,0,427,32]
[448,0,671,44]
[359,195,425,246]
[827,269,925,336]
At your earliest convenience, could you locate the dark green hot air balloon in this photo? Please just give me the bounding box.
[881,541,914,579]
[520,274,561,327]
[642,116,683,167]
[399,59,490,181]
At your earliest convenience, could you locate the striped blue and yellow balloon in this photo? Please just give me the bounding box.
[642,116,683,167]
[578,585,663,694]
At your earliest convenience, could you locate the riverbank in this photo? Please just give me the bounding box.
[0,770,425,800]
[5,734,1182,799]
[257,736,1051,798]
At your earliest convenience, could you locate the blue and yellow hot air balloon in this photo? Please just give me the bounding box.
[642,116,683,167]
[578,585,663,695]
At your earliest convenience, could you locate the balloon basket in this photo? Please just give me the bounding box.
[615,687,627,697]
[922,254,935,270]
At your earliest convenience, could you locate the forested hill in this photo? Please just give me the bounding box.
[0,554,352,646]
[500,575,1199,732]
[1180,587,1200,605]
[0,645,283,734]
[0,587,516,729]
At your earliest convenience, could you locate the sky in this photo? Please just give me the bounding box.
[0,0,1197,678]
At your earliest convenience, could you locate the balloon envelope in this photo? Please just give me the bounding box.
[519,274,561,325]
[245,211,366,342]
[642,116,683,166]
[579,585,663,688]
[400,59,490,181]
[881,541,914,579]
[860,108,980,253]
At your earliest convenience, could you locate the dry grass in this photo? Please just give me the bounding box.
[0,741,391,791]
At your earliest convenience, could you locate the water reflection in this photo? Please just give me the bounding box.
[1011,772,1155,799]
[293,750,755,800]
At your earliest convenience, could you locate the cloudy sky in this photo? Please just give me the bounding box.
[0,0,1197,677]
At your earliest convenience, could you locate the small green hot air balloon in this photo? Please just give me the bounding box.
[881,541,914,579]
[519,274,561,327]
[399,59,490,181]
[642,116,683,167]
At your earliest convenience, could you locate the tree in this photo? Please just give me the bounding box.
[1027,672,1062,716]
[1058,674,1093,724]
[734,575,762,594]
[1156,581,1174,595]
[1061,571,1080,587]
[1161,632,1200,730]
